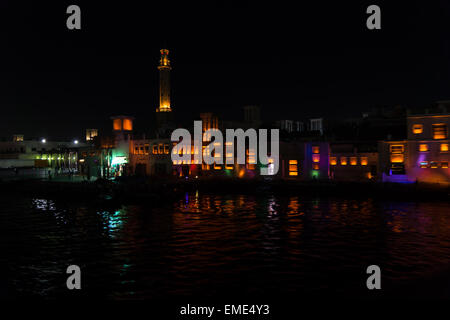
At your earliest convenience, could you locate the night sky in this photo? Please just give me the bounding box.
[1,1,450,140]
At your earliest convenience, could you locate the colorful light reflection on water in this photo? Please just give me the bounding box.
[1,193,450,299]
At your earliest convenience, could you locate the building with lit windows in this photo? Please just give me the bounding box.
[329,142,378,182]
[0,136,84,178]
[129,139,172,176]
[379,110,450,185]
[277,141,330,180]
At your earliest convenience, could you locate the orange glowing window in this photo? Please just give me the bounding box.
[225,163,234,170]
[390,145,404,154]
[164,144,170,154]
[390,154,404,163]
[312,163,319,170]
[247,148,257,164]
[144,145,149,155]
[312,146,320,154]
[350,157,357,165]
[134,147,139,154]
[430,161,438,168]
[340,157,347,165]
[158,144,164,154]
[113,119,122,131]
[433,124,448,140]
[312,154,320,163]
[153,145,158,154]
[289,160,298,176]
[419,144,428,152]
[420,161,428,168]
[442,162,449,168]
[330,157,337,165]
[360,157,368,166]
[440,144,449,152]
[214,164,222,170]
[412,124,423,134]
[123,118,133,131]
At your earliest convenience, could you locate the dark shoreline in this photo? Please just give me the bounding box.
[0,178,448,204]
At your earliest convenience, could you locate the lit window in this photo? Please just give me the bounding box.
[419,144,428,152]
[350,157,357,165]
[441,144,449,152]
[153,145,158,154]
[267,158,274,175]
[330,157,337,165]
[312,154,320,163]
[113,119,122,131]
[390,145,404,154]
[441,162,449,168]
[289,160,298,176]
[214,164,222,170]
[420,161,428,168]
[158,144,164,154]
[312,163,319,170]
[247,148,256,164]
[225,148,234,169]
[134,147,139,154]
[123,118,133,131]
[139,146,144,155]
[144,145,149,155]
[340,157,347,165]
[412,124,423,134]
[247,148,256,170]
[312,146,320,154]
[430,161,438,168]
[433,124,448,140]
[360,157,368,166]
[391,154,404,163]
[164,144,169,154]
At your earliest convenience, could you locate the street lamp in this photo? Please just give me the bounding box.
[41,138,46,143]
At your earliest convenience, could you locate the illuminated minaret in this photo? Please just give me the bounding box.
[157,49,172,113]
[155,48,174,137]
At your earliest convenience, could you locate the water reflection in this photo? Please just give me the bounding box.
[97,210,125,238]
[2,193,450,299]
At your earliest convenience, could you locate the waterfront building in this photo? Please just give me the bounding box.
[329,142,378,182]
[129,138,172,176]
[379,108,449,185]
[0,136,84,179]
[275,141,330,180]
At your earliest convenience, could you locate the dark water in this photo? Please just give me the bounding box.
[1,191,450,299]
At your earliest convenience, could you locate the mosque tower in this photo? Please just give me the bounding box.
[156,48,172,113]
[155,49,174,136]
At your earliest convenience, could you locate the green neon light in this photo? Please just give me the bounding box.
[111,156,127,166]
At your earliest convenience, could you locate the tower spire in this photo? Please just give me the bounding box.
[157,48,172,113]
